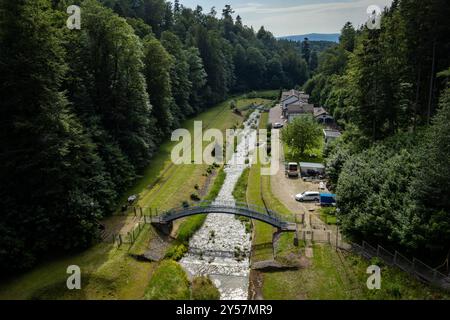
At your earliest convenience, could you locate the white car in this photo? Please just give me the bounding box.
[295,191,320,202]
[273,122,284,129]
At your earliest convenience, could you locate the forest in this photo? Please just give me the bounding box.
[0,0,314,273]
[305,0,450,262]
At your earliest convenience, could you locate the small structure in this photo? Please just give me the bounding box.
[299,162,325,176]
[323,129,342,144]
[314,107,334,125]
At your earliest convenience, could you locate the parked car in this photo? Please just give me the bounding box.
[273,122,284,129]
[285,162,299,178]
[295,191,320,202]
[320,193,336,206]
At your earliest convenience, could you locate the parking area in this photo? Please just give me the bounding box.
[270,134,330,230]
[268,104,283,125]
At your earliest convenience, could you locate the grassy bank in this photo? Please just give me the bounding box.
[174,167,226,245]
[144,260,220,300]
[0,91,277,300]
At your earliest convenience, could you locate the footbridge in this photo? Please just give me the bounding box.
[148,200,296,233]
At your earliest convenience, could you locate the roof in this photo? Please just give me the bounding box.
[314,107,328,117]
[320,193,336,198]
[286,103,314,114]
[299,162,325,169]
[281,89,309,103]
[323,129,342,138]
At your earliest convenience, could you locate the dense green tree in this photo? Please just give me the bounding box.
[301,37,311,63]
[245,47,266,89]
[339,22,356,52]
[0,0,315,273]
[76,0,155,169]
[0,0,113,272]
[142,35,175,138]
[309,51,318,72]
[161,31,193,119]
[281,116,322,156]
[408,88,450,257]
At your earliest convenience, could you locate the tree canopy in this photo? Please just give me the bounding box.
[0,0,310,272]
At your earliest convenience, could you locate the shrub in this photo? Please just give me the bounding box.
[144,260,190,300]
[191,276,220,300]
[165,244,188,261]
[190,193,200,201]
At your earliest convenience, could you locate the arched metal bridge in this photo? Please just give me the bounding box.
[149,200,296,232]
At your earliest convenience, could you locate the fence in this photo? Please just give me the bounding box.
[346,241,450,291]
[112,215,147,248]
[301,229,332,244]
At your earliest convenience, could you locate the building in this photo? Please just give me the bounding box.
[299,162,325,176]
[314,107,334,125]
[280,89,313,122]
[280,89,310,110]
[323,129,342,144]
[284,102,315,122]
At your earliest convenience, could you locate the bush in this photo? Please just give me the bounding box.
[144,260,190,300]
[191,276,220,300]
[165,244,188,261]
[190,193,200,201]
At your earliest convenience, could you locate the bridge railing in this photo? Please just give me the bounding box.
[145,200,295,226]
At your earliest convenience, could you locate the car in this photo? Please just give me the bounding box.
[273,122,284,129]
[285,162,299,178]
[295,191,320,202]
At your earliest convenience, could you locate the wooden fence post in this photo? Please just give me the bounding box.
[139,207,143,217]
[133,207,137,216]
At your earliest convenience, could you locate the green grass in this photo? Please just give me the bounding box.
[174,166,226,245]
[319,207,337,225]
[346,255,450,300]
[246,161,274,262]
[246,147,275,261]
[175,215,207,245]
[233,167,250,202]
[262,244,351,300]
[144,260,190,300]
[203,167,226,201]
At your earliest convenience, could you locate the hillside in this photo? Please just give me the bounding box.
[279,33,340,43]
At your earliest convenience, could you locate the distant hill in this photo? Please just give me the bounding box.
[278,33,340,43]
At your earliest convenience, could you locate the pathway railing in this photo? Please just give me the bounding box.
[345,241,450,291]
[147,200,296,230]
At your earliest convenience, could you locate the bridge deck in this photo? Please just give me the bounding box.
[148,201,296,232]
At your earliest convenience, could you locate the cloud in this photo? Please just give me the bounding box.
[234,0,393,36]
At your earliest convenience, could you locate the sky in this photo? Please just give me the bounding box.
[180,0,393,37]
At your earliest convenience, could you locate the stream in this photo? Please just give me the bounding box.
[180,110,260,300]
